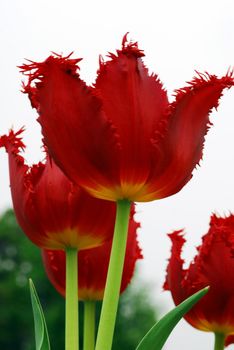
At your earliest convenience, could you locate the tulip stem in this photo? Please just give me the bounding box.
[214,333,225,350]
[66,247,79,350]
[84,301,96,350]
[95,199,131,350]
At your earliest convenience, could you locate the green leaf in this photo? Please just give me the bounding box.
[29,279,51,350]
[136,287,209,350]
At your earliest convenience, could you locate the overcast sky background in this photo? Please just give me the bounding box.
[1,0,234,349]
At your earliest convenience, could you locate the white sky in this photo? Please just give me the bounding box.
[0,0,234,349]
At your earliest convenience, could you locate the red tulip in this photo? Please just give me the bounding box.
[164,213,234,339]
[42,210,142,300]
[20,35,234,202]
[0,129,116,249]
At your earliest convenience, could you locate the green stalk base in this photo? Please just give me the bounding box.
[95,199,131,350]
[65,248,79,350]
[84,301,96,350]
[214,333,225,350]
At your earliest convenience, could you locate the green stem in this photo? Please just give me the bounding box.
[214,333,225,350]
[95,199,131,350]
[66,248,79,350]
[84,301,96,350]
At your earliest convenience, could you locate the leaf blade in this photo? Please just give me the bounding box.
[29,279,51,350]
[136,287,209,350]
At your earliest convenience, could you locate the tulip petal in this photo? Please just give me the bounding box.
[21,55,121,200]
[164,230,187,305]
[95,36,169,191]
[0,129,47,247]
[140,72,234,201]
[1,129,68,248]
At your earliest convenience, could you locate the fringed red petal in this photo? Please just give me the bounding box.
[163,230,187,305]
[21,53,122,201]
[95,36,169,195]
[137,71,234,201]
[0,129,49,247]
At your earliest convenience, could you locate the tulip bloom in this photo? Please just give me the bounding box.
[42,213,142,300]
[0,129,116,250]
[20,35,233,202]
[164,213,234,345]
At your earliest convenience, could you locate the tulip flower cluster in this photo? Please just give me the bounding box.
[0,35,233,350]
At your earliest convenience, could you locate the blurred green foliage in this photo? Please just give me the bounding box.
[0,209,158,349]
